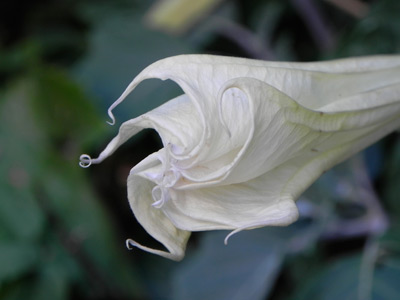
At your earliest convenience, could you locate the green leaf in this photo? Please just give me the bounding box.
[73,11,196,121]
[31,67,106,147]
[40,157,146,298]
[293,253,400,300]
[382,138,400,218]
[0,187,44,241]
[173,222,317,300]
[294,255,360,300]
[333,0,400,57]
[0,72,146,298]
[0,242,39,285]
[0,79,49,177]
[0,81,46,240]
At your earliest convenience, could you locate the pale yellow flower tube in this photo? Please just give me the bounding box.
[80,55,400,260]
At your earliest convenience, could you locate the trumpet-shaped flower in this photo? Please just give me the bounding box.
[80,55,400,260]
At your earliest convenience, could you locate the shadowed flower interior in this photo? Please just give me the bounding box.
[80,55,400,260]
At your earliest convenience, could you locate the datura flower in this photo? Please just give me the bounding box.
[80,54,400,261]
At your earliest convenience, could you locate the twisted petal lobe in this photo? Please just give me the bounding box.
[80,55,400,260]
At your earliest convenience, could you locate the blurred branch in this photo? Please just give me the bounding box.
[207,17,276,60]
[322,157,388,240]
[145,0,225,35]
[324,0,369,19]
[35,185,126,300]
[358,236,380,300]
[291,0,336,51]
[297,156,389,242]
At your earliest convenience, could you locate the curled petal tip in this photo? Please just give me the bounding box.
[224,235,230,246]
[107,109,116,126]
[79,154,92,168]
[126,239,135,250]
[224,228,242,245]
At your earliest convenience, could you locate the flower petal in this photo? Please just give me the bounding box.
[80,94,202,166]
[127,169,190,261]
[81,54,400,260]
[175,75,400,188]
[103,55,400,163]
[156,78,400,234]
[162,168,300,232]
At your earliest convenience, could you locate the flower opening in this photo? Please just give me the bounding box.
[80,54,400,260]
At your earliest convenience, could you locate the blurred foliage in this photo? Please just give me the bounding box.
[1,0,399,299]
[0,66,146,299]
[145,0,226,35]
[293,253,400,300]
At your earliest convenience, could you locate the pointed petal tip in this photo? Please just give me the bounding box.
[222,198,299,245]
[224,228,242,245]
[106,110,116,126]
[125,238,184,261]
[125,238,135,250]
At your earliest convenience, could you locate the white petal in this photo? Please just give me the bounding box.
[89,55,400,174]
[82,54,400,260]
[127,170,190,261]
[162,168,300,232]
[81,94,202,166]
[212,77,400,186]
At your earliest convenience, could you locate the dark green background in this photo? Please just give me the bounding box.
[1,0,399,299]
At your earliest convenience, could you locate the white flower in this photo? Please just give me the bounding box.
[80,55,400,261]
